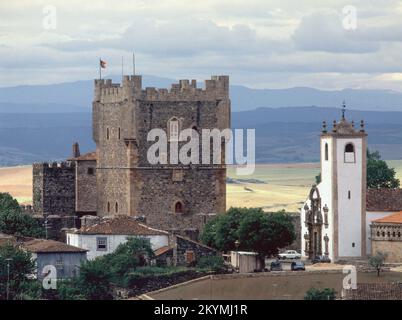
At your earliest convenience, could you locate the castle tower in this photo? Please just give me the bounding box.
[92,75,231,237]
[301,108,367,261]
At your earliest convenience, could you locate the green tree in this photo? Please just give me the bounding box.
[369,251,388,277]
[0,193,20,212]
[0,244,36,300]
[105,237,155,277]
[201,208,295,258]
[304,288,336,300]
[0,193,44,238]
[367,150,400,188]
[77,259,113,300]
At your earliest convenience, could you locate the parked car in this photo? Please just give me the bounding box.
[270,261,283,271]
[278,250,302,260]
[291,261,306,271]
[312,255,331,264]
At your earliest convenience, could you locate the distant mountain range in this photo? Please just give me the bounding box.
[1,106,402,166]
[1,75,402,112]
[1,76,402,165]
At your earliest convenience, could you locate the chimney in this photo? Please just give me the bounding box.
[72,142,80,158]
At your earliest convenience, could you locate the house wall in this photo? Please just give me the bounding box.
[35,252,87,280]
[372,240,402,263]
[366,211,395,255]
[67,233,169,260]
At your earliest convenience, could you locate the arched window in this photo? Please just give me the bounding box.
[115,202,118,213]
[344,143,355,163]
[377,231,380,237]
[175,201,183,214]
[107,201,110,213]
[168,117,179,141]
[325,143,329,161]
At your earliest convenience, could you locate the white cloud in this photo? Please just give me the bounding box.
[0,0,402,90]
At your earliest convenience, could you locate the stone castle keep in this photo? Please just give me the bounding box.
[32,75,231,239]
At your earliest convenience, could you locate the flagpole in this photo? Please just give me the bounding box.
[133,52,135,75]
[121,56,124,79]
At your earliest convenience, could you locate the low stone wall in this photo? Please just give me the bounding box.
[125,270,212,297]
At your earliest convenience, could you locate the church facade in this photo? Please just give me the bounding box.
[301,113,402,262]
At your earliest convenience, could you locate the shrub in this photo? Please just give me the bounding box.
[196,255,225,272]
[304,288,336,300]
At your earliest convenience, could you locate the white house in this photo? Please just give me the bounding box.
[66,215,169,260]
[300,112,402,262]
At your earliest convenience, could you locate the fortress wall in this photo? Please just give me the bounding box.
[32,162,76,216]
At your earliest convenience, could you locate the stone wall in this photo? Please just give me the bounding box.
[372,240,402,263]
[93,75,231,237]
[75,160,97,214]
[32,162,76,216]
[173,235,218,266]
[33,215,77,241]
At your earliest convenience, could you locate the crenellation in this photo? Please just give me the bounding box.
[94,75,229,104]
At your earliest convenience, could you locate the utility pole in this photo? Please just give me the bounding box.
[44,218,50,239]
[6,258,12,300]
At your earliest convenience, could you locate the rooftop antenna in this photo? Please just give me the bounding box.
[342,100,346,120]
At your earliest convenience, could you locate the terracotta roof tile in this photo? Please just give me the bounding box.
[154,246,173,257]
[69,151,97,161]
[22,239,87,253]
[373,211,402,224]
[76,215,169,236]
[366,189,402,212]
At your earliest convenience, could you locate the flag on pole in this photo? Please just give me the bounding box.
[100,59,107,68]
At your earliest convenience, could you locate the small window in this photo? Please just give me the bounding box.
[398,232,401,238]
[185,250,195,264]
[175,201,183,214]
[87,167,94,175]
[377,231,380,237]
[325,143,328,161]
[115,202,118,213]
[344,143,355,163]
[382,232,385,237]
[107,202,110,213]
[393,232,396,237]
[118,127,121,140]
[388,231,391,237]
[348,191,351,199]
[352,242,355,248]
[107,128,110,140]
[56,259,64,270]
[97,237,107,251]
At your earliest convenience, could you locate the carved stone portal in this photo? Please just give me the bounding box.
[304,185,324,260]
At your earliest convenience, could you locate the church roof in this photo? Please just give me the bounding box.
[69,151,97,161]
[321,118,366,137]
[73,215,169,236]
[372,211,402,224]
[366,189,402,212]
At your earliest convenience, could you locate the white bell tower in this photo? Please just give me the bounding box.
[301,105,367,262]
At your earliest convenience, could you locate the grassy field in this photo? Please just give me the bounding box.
[1,161,402,210]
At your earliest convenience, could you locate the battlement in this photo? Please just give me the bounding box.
[94,75,229,104]
[33,161,76,171]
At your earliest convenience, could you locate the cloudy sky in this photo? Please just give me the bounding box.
[1,0,402,90]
